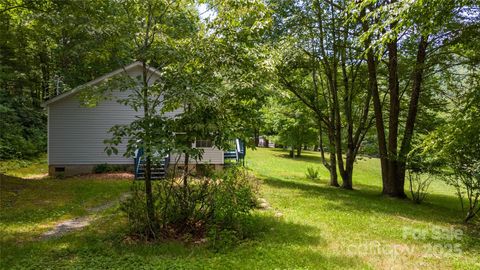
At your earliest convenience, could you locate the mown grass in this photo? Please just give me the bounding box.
[247,149,480,269]
[0,149,479,269]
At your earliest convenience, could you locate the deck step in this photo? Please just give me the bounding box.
[134,154,170,180]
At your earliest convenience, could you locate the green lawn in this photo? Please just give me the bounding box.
[0,154,48,178]
[1,148,479,269]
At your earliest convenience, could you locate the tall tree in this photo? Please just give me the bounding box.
[355,0,479,197]
[78,0,200,236]
[270,0,373,188]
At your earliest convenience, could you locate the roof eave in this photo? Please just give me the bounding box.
[41,61,160,107]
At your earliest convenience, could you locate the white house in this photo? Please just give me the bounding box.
[42,61,239,177]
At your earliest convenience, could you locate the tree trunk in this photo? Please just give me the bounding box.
[361,17,389,193]
[330,10,348,188]
[182,102,192,199]
[328,130,339,187]
[39,49,50,101]
[329,147,338,187]
[397,35,429,190]
[254,128,260,146]
[142,61,156,234]
[385,38,405,198]
[289,148,294,158]
[183,151,190,196]
[145,155,156,228]
[343,162,353,190]
[318,120,329,170]
[297,145,302,157]
[340,31,355,191]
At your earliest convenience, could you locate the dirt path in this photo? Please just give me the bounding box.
[42,193,130,239]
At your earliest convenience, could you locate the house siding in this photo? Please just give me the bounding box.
[199,148,224,164]
[169,148,224,165]
[48,89,143,165]
[47,64,224,168]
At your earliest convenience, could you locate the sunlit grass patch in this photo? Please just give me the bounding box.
[0,154,48,178]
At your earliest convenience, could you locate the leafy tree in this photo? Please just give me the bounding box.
[424,82,480,222]
[79,0,272,238]
[354,0,480,197]
[0,91,46,159]
[0,0,133,159]
[269,0,373,188]
[78,0,200,236]
[263,96,318,157]
[202,0,273,147]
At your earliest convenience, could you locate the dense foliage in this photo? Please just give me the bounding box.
[0,92,46,159]
[262,97,318,157]
[121,167,258,246]
[0,0,134,160]
[423,87,480,222]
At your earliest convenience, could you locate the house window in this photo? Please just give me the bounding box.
[196,139,213,148]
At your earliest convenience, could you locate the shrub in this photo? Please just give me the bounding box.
[407,170,433,204]
[120,183,151,238]
[405,147,435,204]
[120,166,258,245]
[443,162,480,223]
[305,167,319,180]
[421,90,480,222]
[93,163,128,173]
[209,167,257,234]
[194,164,215,178]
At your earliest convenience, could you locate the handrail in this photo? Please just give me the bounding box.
[135,148,143,178]
[134,148,170,179]
[165,155,170,170]
[236,139,241,154]
[235,139,246,166]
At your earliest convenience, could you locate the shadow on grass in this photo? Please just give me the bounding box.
[268,148,329,165]
[0,213,368,269]
[267,149,377,171]
[94,214,367,268]
[263,176,480,252]
[263,176,470,225]
[1,174,129,226]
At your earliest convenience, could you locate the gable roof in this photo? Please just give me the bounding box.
[42,61,161,107]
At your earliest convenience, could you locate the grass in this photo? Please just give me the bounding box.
[0,148,479,269]
[0,154,48,178]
